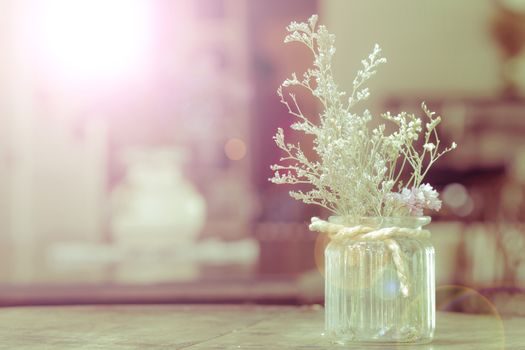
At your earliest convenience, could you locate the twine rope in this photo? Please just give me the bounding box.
[309,217,430,297]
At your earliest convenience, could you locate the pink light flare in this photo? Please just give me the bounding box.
[33,0,154,83]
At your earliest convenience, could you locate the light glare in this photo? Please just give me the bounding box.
[36,0,152,81]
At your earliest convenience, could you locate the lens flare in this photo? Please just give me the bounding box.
[34,0,153,81]
[436,285,505,349]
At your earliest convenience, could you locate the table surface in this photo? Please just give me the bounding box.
[0,305,523,350]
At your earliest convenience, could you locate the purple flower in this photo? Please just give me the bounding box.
[394,183,442,216]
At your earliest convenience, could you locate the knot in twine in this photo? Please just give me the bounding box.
[309,217,430,297]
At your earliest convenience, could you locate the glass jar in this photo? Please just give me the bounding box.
[324,216,435,344]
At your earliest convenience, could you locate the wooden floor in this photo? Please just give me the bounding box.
[0,305,523,349]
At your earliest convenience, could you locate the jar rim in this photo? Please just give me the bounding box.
[328,216,431,229]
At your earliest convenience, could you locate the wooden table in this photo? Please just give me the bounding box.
[0,305,523,349]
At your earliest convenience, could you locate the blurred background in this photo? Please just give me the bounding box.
[1,0,525,315]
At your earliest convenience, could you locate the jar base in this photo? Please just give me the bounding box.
[324,329,433,345]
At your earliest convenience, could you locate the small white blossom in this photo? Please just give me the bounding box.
[423,143,436,152]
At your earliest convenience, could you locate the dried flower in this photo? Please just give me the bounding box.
[423,143,436,152]
[392,184,442,217]
[270,15,456,219]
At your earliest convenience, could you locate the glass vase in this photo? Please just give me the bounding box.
[324,216,435,344]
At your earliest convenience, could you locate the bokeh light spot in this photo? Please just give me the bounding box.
[443,183,474,216]
[373,267,400,300]
[224,138,247,161]
[443,183,469,208]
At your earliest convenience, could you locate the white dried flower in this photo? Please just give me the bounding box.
[270,15,456,219]
[423,143,436,152]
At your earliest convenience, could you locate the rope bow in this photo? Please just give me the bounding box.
[309,217,430,297]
